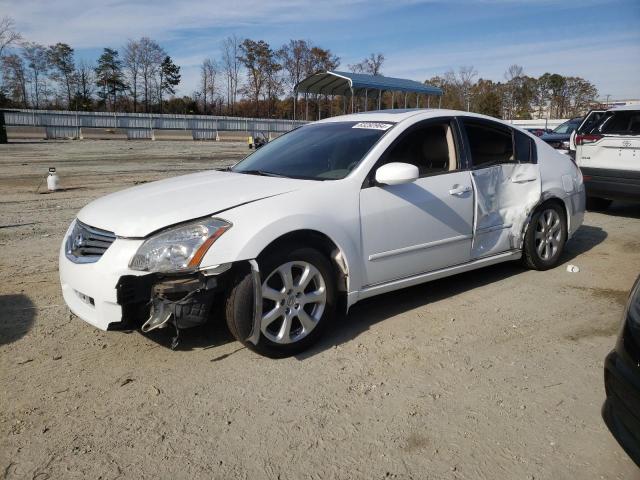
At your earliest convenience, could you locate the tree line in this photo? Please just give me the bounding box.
[0,15,599,119]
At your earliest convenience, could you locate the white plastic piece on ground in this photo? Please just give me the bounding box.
[566,264,580,273]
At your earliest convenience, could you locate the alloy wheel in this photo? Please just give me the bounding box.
[534,209,562,261]
[261,261,327,344]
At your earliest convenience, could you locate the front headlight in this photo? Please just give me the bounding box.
[129,217,231,273]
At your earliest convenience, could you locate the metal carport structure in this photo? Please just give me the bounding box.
[294,70,443,120]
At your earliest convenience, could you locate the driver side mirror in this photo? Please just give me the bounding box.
[375,162,419,186]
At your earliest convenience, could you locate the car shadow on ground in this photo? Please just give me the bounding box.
[141,315,235,352]
[0,294,36,346]
[600,202,640,220]
[562,224,608,262]
[295,224,609,360]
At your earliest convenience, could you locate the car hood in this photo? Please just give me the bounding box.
[77,170,308,237]
[541,133,570,142]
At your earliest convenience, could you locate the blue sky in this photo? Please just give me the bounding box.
[4,0,640,99]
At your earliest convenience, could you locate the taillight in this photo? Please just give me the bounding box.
[576,134,603,145]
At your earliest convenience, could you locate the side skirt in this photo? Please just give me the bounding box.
[349,250,522,306]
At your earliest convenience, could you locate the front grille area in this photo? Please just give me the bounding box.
[66,220,116,263]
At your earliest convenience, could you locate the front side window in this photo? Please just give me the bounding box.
[232,121,392,180]
[463,120,514,167]
[383,122,456,176]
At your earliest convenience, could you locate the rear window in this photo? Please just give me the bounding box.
[598,111,640,135]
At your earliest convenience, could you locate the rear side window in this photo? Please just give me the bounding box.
[599,111,640,135]
[578,111,605,134]
[463,120,514,167]
[514,130,535,163]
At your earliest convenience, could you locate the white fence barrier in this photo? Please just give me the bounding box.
[510,119,567,130]
[2,108,569,140]
[2,109,307,140]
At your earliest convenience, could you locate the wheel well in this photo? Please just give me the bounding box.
[540,197,569,226]
[257,230,349,301]
[519,196,569,249]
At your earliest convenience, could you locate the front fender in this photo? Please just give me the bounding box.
[198,191,365,292]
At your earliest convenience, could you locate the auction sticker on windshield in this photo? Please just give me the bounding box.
[352,122,394,131]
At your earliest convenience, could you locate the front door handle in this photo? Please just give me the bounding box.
[449,185,472,196]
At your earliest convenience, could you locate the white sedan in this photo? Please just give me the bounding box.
[59,109,585,356]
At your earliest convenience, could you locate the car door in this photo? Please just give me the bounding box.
[459,118,542,259]
[359,119,475,286]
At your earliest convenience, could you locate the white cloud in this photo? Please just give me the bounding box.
[383,33,640,99]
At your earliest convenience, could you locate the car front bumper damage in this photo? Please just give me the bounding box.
[111,261,262,349]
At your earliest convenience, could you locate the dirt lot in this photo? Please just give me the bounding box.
[1,139,639,479]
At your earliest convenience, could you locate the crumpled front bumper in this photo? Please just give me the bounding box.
[59,231,262,346]
[59,234,227,333]
[59,236,145,331]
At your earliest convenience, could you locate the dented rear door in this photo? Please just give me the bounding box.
[459,118,541,259]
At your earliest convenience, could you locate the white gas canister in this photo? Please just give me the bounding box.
[47,167,59,191]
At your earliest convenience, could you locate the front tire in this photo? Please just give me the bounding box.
[225,247,336,358]
[522,202,567,271]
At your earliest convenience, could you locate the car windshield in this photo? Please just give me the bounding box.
[232,121,393,180]
[553,120,579,134]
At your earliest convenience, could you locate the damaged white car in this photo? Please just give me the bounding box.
[59,110,585,356]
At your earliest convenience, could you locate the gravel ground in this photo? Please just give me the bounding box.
[1,139,639,480]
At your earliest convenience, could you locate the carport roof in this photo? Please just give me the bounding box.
[295,71,443,97]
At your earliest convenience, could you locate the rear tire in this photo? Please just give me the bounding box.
[522,202,567,271]
[586,196,612,211]
[225,246,336,358]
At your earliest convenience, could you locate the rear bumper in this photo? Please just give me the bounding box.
[603,350,640,468]
[581,167,640,202]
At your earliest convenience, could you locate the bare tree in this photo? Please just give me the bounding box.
[22,42,48,108]
[458,65,477,111]
[2,54,28,107]
[200,58,217,114]
[349,53,384,76]
[221,35,241,114]
[76,59,94,110]
[123,39,141,112]
[0,16,21,57]
[503,64,524,118]
[278,39,310,97]
[137,37,165,112]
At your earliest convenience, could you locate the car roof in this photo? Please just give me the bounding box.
[314,108,518,127]
[608,104,640,111]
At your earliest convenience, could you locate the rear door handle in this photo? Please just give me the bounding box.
[511,175,536,183]
[449,185,472,196]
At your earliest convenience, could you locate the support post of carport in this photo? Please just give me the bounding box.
[404,93,408,108]
[438,96,442,109]
[293,89,297,120]
[364,89,368,112]
[305,93,309,121]
[378,89,382,110]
